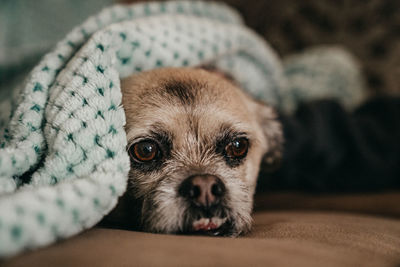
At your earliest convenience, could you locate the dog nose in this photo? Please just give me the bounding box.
[179,175,225,207]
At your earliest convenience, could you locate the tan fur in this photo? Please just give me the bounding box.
[106,67,283,236]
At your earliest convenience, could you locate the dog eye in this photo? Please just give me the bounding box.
[129,140,160,162]
[225,138,249,158]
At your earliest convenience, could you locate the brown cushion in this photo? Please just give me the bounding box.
[4,210,400,267]
[254,192,400,217]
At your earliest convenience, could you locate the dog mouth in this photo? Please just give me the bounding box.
[193,217,227,232]
[182,217,230,236]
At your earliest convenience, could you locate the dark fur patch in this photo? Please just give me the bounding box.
[163,79,205,105]
[188,115,200,141]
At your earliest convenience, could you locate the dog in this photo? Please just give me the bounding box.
[104,67,283,236]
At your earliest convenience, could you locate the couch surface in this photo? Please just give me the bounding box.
[4,193,400,267]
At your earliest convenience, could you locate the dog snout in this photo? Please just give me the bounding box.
[179,174,225,208]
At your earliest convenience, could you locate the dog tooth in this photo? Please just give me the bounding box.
[211,217,227,227]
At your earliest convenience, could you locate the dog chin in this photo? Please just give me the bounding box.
[141,203,252,237]
[180,217,239,237]
[145,217,248,237]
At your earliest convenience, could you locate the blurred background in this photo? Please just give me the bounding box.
[228,0,400,96]
[1,0,399,96]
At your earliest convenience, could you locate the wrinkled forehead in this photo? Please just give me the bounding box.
[122,70,257,143]
[126,105,254,145]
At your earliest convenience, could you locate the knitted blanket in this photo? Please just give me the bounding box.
[0,1,365,257]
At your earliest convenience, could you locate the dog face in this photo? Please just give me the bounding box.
[120,67,282,236]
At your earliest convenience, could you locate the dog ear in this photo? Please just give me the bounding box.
[253,100,284,172]
[196,64,237,85]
